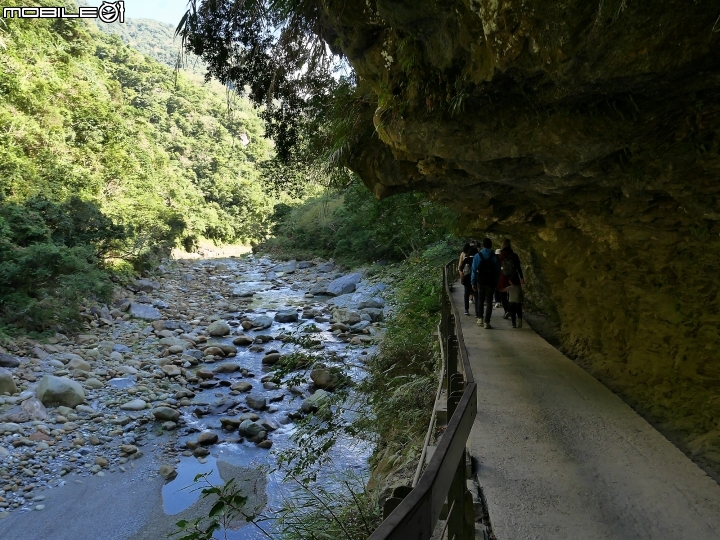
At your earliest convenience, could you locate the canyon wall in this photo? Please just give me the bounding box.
[318,0,720,474]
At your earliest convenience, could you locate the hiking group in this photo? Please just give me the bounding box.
[458,238,524,329]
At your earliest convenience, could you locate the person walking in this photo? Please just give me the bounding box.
[460,246,477,315]
[458,243,470,280]
[502,274,524,328]
[494,248,503,308]
[471,238,500,328]
[497,239,525,323]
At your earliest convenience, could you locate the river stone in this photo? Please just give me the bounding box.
[261,353,281,365]
[310,368,341,391]
[257,440,273,449]
[301,389,329,413]
[350,321,371,332]
[203,346,225,357]
[231,381,252,392]
[197,431,219,446]
[0,354,20,368]
[67,358,92,371]
[213,363,239,374]
[238,419,264,437]
[220,417,242,429]
[233,335,254,346]
[249,315,273,330]
[358,297,385,309]
[136,278,160,292]
[326,273,361,296]
[274,260,297,273]
[20,397,48,420]
[36,375,84,407]
[360,308,384,322]
[85,378,104,389]
[207,321,231,337]
[317,261,334,273]
[158,465,177,481]
[120,399,147,411]
[245,394,267,410]
[332,308,362,325]
[159,337,193,350]
[310,283,328,295]
[152,407,180,422]
[162,365,182,377]
[297,261,314,269]
[274,309,299,323]
[0,369,17,395]
[129,303,162,320]
[218,344,238,355]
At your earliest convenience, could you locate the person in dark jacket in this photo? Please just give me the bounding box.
[471,238,500,328]
[497,239,525,320]
[460,246,477,315]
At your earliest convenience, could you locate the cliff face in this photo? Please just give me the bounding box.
[318,1,720,474]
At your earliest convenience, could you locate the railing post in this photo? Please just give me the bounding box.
[448,448,467,540]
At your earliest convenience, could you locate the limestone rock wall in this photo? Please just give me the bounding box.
[316,1,720,472]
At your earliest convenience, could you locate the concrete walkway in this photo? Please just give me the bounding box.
[452,286,720,540]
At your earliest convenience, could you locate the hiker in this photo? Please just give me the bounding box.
[458,243,471,280]
[493,249,503,309]
[501,273,524,328]
[460,246,477,315]
[497,239,525,323]
[471,238,500,328]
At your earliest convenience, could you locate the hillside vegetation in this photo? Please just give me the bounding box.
[0,0,273,332]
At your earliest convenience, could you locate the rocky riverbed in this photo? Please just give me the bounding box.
[0,254,388,536]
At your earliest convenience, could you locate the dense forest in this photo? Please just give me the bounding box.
[0,1,275,331]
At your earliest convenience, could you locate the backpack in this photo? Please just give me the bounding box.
[501,254,518,277]
[475,252,496,287]
[461,256,472,284]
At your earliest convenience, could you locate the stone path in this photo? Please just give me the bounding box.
[451,285,720,540]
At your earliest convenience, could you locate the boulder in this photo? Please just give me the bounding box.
[129,303,162,320]
[136,278,160,292]
[238,419,265,437]
[360,308,384,322]
[158,465,177,481]
[152,407,180,422]
[310,368,341,391]
[317,261,335,273]
[332,308,362,325]
[261,353,281,365]
[162,365,182,377]
[0,369,17,395]
[0,354,20,368]
[207,321,231,337]
[197,431,219,446]
[36,375,84,407]
[326,272,361,296]
[350,321,371,332]
[274,260,297,273]
[245,394,267,410]
[213,363,239,374]
[159,337,193,350]
[301,389,330,413]
[67,358,92,371]
[274,309,299,323]
[231,381,252,392]
[358,297,385,309]
[20,397,48,420]
[120,399,147,411]
[233,335,254,346]
[297,261,314,269]
[249,315,273,329]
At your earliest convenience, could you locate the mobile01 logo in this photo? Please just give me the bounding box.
[2,1,125,23]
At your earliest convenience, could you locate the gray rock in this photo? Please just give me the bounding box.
[274,309,299,323]
[297,261,314,269]
[36,375,84,407]
[301,389,330,413]
[136,279,160,292]
[68,358,92,371]
[360,308,384,322]
[231,381,252,392]
[326,273,362,296]
[350,320,371,332]
[213,363,239,374]
[245,394,267,410]
[158,464,177,481]
[310,282,328,295]
[358,297,385,309]
[232,335,254,346]
[129,303,162,320]
[207,321,231,337]
[20,397,48,420]
[261,353,281,365]
[0,369,17,395]
[317,261,335,273]
[274,260,297,273]
[249,315,273,330]
[120,399,147,411]
[0,354,20,368]
[152,407,180,422]
[332,308,362,325]
[310,369,341,391]
[238,419,265,437]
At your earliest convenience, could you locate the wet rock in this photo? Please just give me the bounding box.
[207,321,231,337]
[197,431,219,446]
[159,337,193,350]
[239,419,265,437]
[220,417,241,430]
[202,347,225,357]
[301,389,329,413]
[129,303,162,320]
[350,321,371,332]
[193,447,210,458]
[232,335,254,346]
[257,440,273,449]
[358,297,385,309]
[310,368,341,391]
[231,382,252,392]
[158,465,177,481]
[360,308,384,322]
[213,363,239,374]
[274,309,299,323]
[0,369,17,395]
[36,375,84,407]
[0,354,20,368]
[120,445,138,455]
[248,315,273,330]
[196,369,214,380]
[245,395,267,410]
[152,407,180,422]
[261,353,281,366]
[218,344,238,355]
[310,283,329,295]
[326,273,361,296]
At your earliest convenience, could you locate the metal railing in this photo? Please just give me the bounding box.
[369,261,478,540]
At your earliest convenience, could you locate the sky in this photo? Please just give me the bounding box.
[88,0,191,26]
